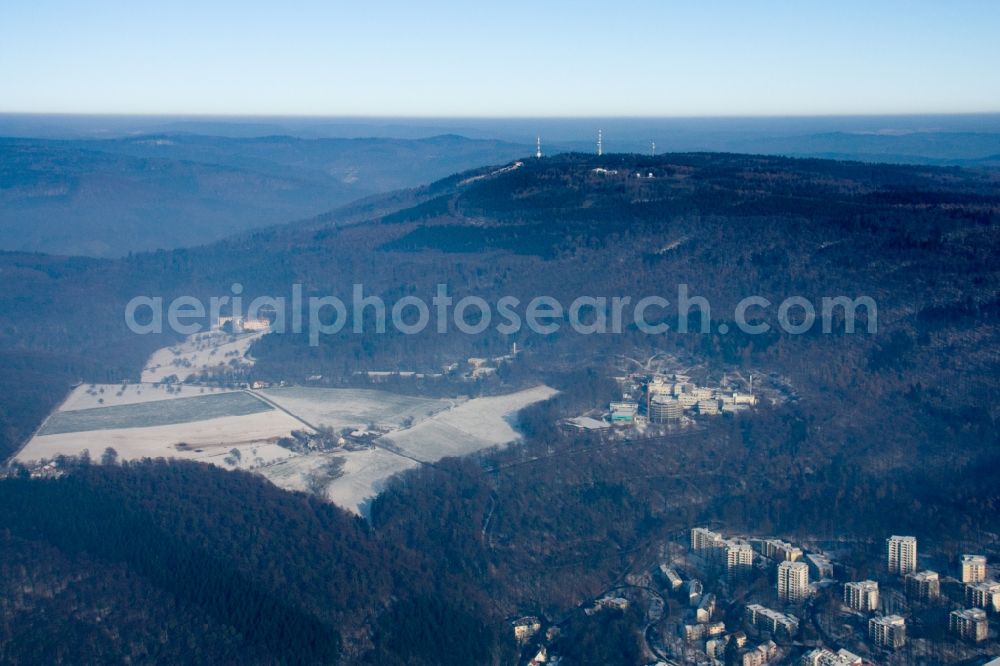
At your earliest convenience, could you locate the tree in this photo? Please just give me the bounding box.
[101,447,119,465]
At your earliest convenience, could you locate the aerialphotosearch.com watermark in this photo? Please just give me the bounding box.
[125,283,878,345]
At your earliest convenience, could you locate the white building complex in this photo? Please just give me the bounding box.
[778,561,810,602]
[961,554,987,583]
[886,535,917,575]
[844,580,879,612]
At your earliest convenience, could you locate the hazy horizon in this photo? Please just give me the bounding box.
[3,1,999,117]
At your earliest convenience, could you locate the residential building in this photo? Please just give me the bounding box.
[697,593,716,623]
[726,541,755,576]
[869,615,906,650]
[658,564,683,590]
[755,538,803,562]
[742,640,778,666]
[966,580,1000,612]
[805,552,834,580]
[745,604,799,637]
[950,608,988,642]
[961,554,987,584]
[801,648,863,666]
[905,570,940,601]
[778,561,810,603]
[844,580,879,612]
[886,536,917,575]
[692,527,724,552]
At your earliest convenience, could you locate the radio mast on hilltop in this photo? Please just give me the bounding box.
[651,141,656,155]
[597,129,603,156]
[536,136,542,159]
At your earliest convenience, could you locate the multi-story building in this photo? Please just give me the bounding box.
[741,640,777,666]
[745,604,799,637]
[961,554,987,584]
[905,570,940,601]
[805,552,834,580]
[869,615,906,650]
[801,648,863,666]
[726,541,755,576]
[648,394,682,423]
[658,564,683,590]
[778,561,810,603]
[692,527,725,551]
[950,607,988,642]
[886,536,917,575]
[755,538,803,562]
[844,580,879,612]
[697,593,716,623]
[966,580,1000,612]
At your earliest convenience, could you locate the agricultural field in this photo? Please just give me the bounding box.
[39,392,273,435]
[60,382,237,411]
[377,385,558,462]
[259,387,457,430]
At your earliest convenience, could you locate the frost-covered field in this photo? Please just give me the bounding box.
[39,392,272,435]
[60,383,237,411]
[378,385,558,462]
[142,330,264,383]
[17,411,302,467]
[25,328,557,515]
[259,448,418,515]
[260,387,457,430]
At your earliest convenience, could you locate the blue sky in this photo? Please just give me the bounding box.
[1,0,998,116]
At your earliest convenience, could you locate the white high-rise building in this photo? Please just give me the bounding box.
[869,615,906,650]
[961,554,987,583]
[691,527,724,551]
[844,580,879,612]
[886,535,917,575]
[725,541,754,576]
[778,560,810,603]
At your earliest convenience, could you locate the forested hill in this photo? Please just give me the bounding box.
[1,152,999,664]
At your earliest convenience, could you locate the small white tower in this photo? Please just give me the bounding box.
[651,141,656,156]
[597,129,603,156]
[536,136,542,159]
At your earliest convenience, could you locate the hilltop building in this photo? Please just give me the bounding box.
[844,580,879,612]
[886,536,917,575]
[778,561,810,602]
[869,615,906,650]
[950,607,988,642]
[961,554,987,583]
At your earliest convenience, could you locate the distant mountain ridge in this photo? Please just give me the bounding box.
[0,133,529,257]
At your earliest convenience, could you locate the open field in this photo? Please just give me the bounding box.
[60,382,237,411]
[260,387,457,430]
[39,392,272,435]
[259,448,419,515]
[378,385,558,462]
[142,330,264,383]
[17,411,303,467]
